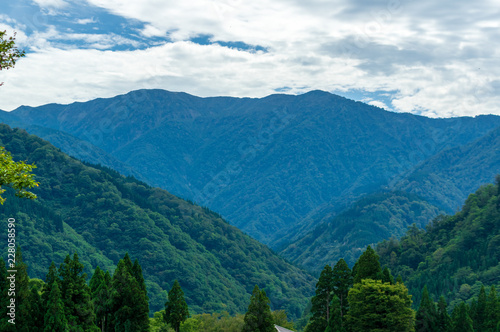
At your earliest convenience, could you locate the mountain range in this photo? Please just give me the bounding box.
[1,89,499,271]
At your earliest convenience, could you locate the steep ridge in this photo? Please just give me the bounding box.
[1,89,499,246]
[0,124,314,318]
[280,191,444,272]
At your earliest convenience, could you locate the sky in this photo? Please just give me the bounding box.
[0,0,499,118]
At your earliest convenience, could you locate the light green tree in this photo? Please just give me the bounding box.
[0,30,25,84]
[0,146,39,204]
[347,279,415,332]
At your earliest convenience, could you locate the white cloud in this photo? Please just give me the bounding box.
[31,0,68,9]
[75,17,97,25]
[1,0,500,117]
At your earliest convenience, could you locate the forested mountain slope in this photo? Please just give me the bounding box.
[377,178,500,308]
[1,89,499,246]
[0,124,314,318]
[280,191,443,272]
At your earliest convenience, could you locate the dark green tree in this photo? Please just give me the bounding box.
[382,266,394,284]
[44,282,69,332]
[436,296,452,332]
[164,280,190,332]
[306,264,334,332]
[485,286,500,331]
[353,245,382,283]
[13,248,31,330]
[347,279,415,332]
[332,258,352,330]
[242,285,274,332]
[472,285,487,332]
[415,285,438,332]
[132,259,148,296]
[325,296,344,332]
[26,287,44,331]
[42,262,58,306]
[451,301,474,332]
[111,256,149,332]
[90,266,113,331]
[0,258,12,330]
[58,253,97,331]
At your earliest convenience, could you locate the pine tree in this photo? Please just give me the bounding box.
[44,282,69,332]
[26,287,44,331]
[90,267,112,331]
[451,302,474,332]
[485,286,500,331]
[347,279,415,332]
[242,285,274,332]
[473,285,487,332]
[13,247,31,331]
[325,296,344,332]
[416,285,438,332]
[436,296,452,332]
[58,253,97,331]
[164,280,190,332]
[332,259,352,331]
[111,256,150,332]
[306,264,334,332]
[353,245,382,283]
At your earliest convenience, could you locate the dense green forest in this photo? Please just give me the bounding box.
[377,177,500,309]
[281,191,442,272]
[0,124,314,317]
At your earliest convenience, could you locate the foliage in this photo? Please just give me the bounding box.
[415,285,438,331]
[164,280,189,332]
[346,279,415,332]
[0,146,38,204]
[0,124,314,317]
[242,285,275,332]
[43,282,68,332]
[353,245,381,284]
[377,179,500,308]
[0,30,25,83]
[451,302,474,332]
[306,265,334,332]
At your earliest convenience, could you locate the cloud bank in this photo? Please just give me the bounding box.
[0,0,499,118]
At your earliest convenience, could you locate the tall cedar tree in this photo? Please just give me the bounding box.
[325,296,344,332]
[90,266,113,331]
[111,254,149,331]
[451,301,474,332]
[485,286,500,331]
[44,282,69,332]
[332,259,352,330]
[415,285,438,331]
[12,248,31,331]
[353,245,382,283]
[26,287,44,331]
[347,279,415,332]
[242,285,274,332]
[164,280,190,332]
[59,253,97,331]
[305,264,334,332]
[472,285,487,332]
[436,296,452,332]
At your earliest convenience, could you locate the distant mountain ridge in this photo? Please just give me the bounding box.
[1,89,499,247]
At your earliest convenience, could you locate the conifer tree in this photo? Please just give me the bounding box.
[44,282,68,332]
[242,285,274,332]
[353,245,382,283]
[416,285,438,332]
[13,247,31,330]
[332,259,352,330]
[132,259,148,297]
[111,256,149,331]
[164,280,190,332]
[451,302,474,332]
[59,253,97,331]
[26,287,44,331]
[90,267,113,331]
[485,286,500,331]
[382,267,394,284]
[473,285,487,332]
[0,258,12,331]
[42,262,58,306]
[436,296,452,332]
[325,296,344,332]
[306,264,334,332]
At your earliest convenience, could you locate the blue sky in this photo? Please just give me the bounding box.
[1,0,499,118]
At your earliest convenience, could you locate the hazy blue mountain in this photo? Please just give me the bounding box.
[392,126,500,213]
[0,124,314,318]
[1,89,499,247]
